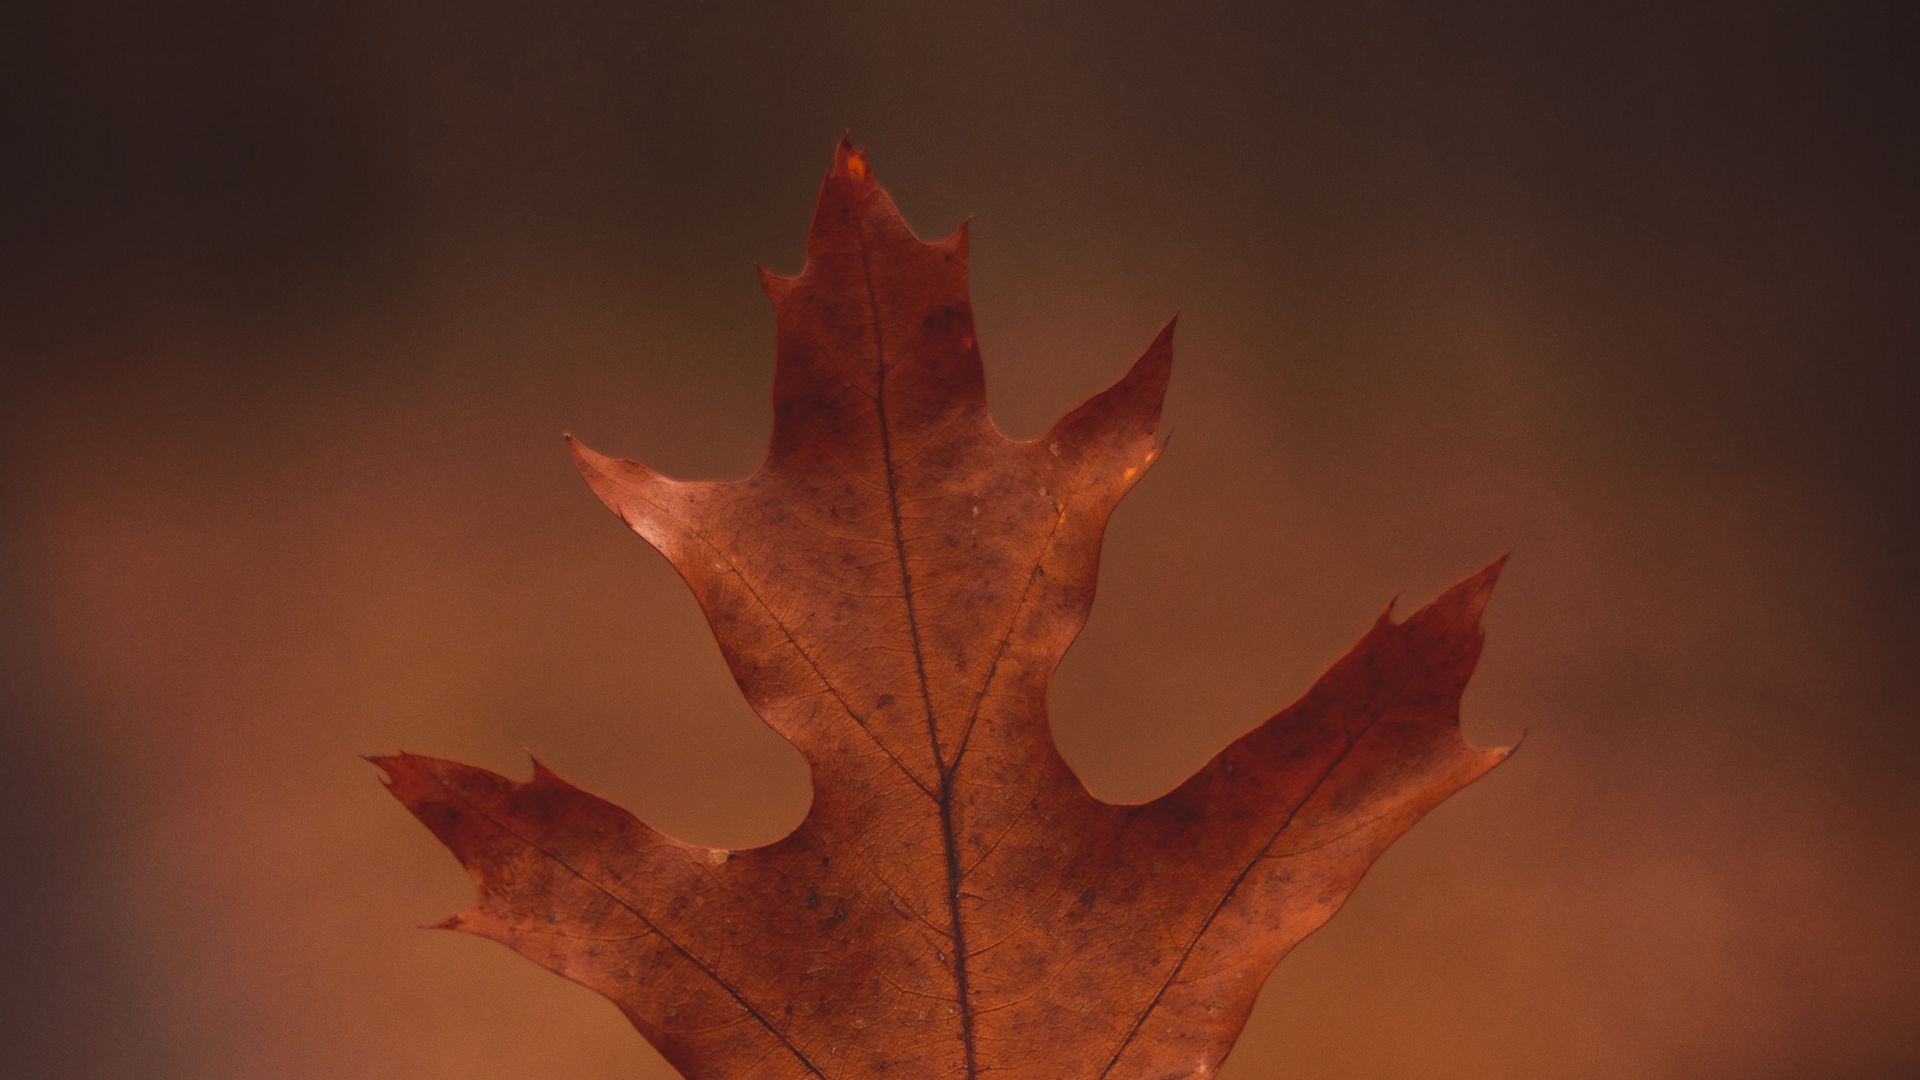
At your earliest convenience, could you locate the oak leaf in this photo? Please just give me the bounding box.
[376,138,1511,1079]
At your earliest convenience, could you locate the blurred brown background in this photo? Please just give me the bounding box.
[3,2,1914,1077]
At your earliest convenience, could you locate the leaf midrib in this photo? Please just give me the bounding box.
[854,209,981,1080]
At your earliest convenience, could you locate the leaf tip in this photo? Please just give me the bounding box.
[939,216,971,252]
[565,432,625,478]
[1470,726,1525,780]
[1139,316,1177,403]
[525,749,561,785]
[363,752,406,785]
[1455,554,1508,623]
[831,134,873,186]
[564,435,650,525]
[1045,320,1179,474]
[755,262,797,306]
[1398,557,1507,634]
[1504,726,1530,758]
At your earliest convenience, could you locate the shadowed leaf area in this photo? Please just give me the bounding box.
[375,139,1512,1080]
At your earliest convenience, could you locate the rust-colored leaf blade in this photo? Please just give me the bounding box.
[378,139,1511,1080]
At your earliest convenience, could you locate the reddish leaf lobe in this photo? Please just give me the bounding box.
[376,139,1511,1080]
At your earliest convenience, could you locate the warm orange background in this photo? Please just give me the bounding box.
[5,3,1913,1078]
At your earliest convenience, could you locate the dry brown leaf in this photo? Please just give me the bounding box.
[375,138,1511,1080]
